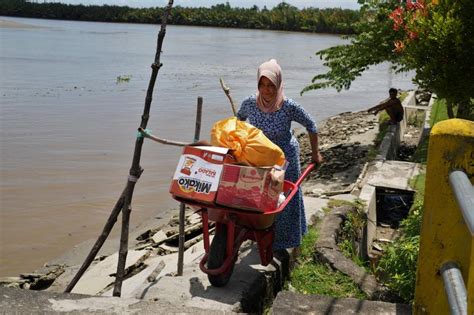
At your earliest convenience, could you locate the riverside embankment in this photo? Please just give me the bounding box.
[0,90,431,313]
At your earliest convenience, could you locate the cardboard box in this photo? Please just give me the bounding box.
[215,164,285,212]
[170,146,234,204]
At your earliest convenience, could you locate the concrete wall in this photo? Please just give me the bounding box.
[358,185,377,259]
[359,90,433,258]
[414,119,474,314]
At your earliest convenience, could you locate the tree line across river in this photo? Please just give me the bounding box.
[1,1,360,34]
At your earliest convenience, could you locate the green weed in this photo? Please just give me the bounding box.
[116,74,132,83]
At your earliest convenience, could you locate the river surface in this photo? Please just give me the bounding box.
[0,16,414,276]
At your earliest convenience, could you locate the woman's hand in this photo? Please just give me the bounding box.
[312,150,323,165]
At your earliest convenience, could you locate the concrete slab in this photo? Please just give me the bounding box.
[139,242,266,312]
[365,160,420,191]
[101,257,165,298]
[0,286,230,314]
[303,196,329,224]
[151,230,167,244]
[71,250,148,295]
[101,240,209,299]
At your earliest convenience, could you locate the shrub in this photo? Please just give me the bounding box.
[376,200,423,303]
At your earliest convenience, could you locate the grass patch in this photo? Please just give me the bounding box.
[291,261,367,299]
[290,226,367,299]
[409,173,426,200]
[300,225,319,258]
[411,134,429,164]
[412,97,451,164]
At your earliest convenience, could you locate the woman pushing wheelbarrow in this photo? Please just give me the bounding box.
[171,59,323,286]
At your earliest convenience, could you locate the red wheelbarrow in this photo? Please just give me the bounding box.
[172,163,316,287]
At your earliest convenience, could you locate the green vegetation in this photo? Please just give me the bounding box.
[338,200,368,269]
[429,98,449,126]
[0,1,360,34]
[116,75,132,83]
[302,0,474,120]
[376,200,423,303]
[290,225,367,299]
[406,110,425,128]
[375,171,425,303]
[321,199,353,213]
[412,98,449,163]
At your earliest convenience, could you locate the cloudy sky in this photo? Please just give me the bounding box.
[59,0,361,9]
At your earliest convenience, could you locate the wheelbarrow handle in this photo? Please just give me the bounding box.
[294,162,316,188]
[266,163,317,214]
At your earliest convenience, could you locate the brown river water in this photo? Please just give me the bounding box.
[0,16,414,276]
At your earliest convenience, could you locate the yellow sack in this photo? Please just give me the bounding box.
[210,117,285,167]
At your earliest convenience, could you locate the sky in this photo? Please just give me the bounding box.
[58,0,361,10]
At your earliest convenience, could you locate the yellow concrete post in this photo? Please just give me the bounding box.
[414,119,474,314]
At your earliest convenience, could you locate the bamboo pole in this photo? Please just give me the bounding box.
[112,0,174,297]
[63,0,174,295]
[219,77,237,116]
[177,96,203,276]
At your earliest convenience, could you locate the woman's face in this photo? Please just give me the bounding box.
[258,76,277,102]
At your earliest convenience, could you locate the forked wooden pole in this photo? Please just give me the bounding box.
[64,0,175,295]
[113,0,174,297]
[177,96,203,276]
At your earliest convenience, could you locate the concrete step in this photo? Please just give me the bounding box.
[272,291,411,315]
[0,286,229,314]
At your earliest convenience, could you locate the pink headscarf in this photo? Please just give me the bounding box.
[256,59,286,113]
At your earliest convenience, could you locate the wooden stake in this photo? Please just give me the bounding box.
[177,96,203,276]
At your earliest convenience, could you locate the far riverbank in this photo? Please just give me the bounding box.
[0,1,360,34]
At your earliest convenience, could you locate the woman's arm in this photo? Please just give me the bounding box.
[309,132,323,164]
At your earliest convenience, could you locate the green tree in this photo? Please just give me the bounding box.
[302,0,474,120]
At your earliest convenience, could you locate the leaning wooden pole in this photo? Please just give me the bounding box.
[177,96,203,276]
[64,192,125,293]
[64,0,174,295]
[113,0,174,297]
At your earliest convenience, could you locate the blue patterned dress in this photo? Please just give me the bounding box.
[237,95,318,250]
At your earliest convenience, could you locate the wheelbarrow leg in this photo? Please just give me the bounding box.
[254,229,275,266]
[200,208,210,252]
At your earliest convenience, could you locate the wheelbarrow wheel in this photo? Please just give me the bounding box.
[207,227,235,287]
